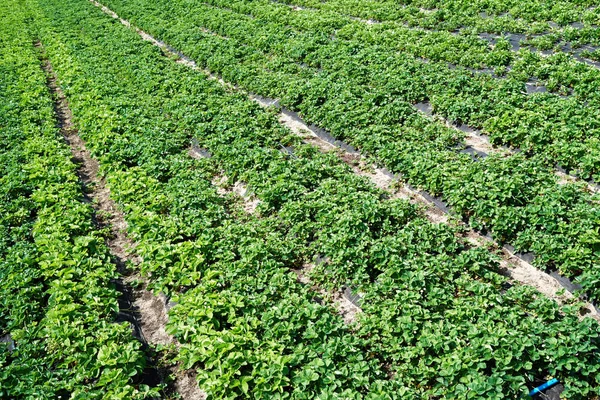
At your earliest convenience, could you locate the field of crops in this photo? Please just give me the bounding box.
[2,0,600,398]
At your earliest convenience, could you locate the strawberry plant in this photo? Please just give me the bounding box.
[12,0,600,398]
[0,2,157,398]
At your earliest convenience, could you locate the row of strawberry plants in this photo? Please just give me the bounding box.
[271,0,600,55]
[29,0,600,398]
[273,0,600,37]
[206,0,600,106]
[198,0,600,114]
[211,0,600,92]
[115,0,600,135]
[195,0,509,69]
[278,0,600,54]
[99,0,600,301]
[27,0,404,397]
[104,0,600,178]
[0,2,157,398]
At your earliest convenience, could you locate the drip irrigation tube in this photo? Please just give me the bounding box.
[529,378,559,397]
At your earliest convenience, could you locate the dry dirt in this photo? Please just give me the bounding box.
[175,370,206,400]
[210,175,260,214]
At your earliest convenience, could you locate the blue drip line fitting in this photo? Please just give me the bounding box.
[529,378,559,397]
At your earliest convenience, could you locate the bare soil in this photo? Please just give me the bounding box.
[210,175,260,214]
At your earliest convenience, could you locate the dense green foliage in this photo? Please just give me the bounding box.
[0,2,155,398]
[274,0,600,33]
[268,0,600,52]
[102,0,600,301]
[9,0,599,398]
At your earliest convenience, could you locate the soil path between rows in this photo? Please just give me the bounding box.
[36,40,206,400]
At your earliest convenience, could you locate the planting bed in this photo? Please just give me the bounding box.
[2,0,600,399]
[98,0,600,302]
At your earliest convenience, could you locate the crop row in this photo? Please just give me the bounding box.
[23,0,600,398]
[99,0,600,303]
[180,0,600,117]
[271,0,600,68]
[273,0,600,40]
[105,0,600,177]
[242,0,600,63]
[222,0,600,101]
[28,0,402,397]
[155,0,600,82]
[272,0,600,56]
[205,0,600,111]
[0,2,158,399]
